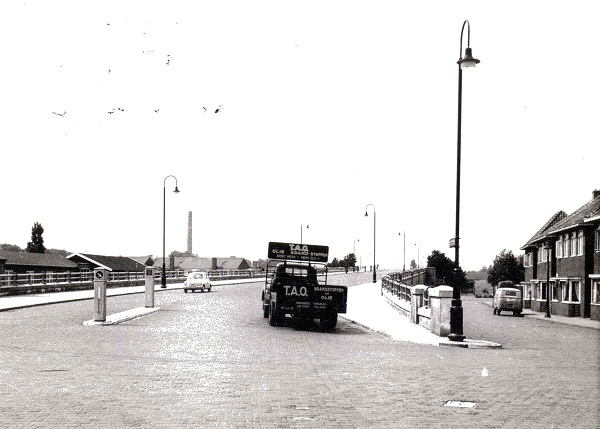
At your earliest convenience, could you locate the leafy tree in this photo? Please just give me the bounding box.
[169,250,196,257]
[426,249,467,288]
[46,248,71,257]
[409,259,417,270]
[487,250,525,286]
[342,253,357,268]
[26,222,46,253]
[328,258,340,268]
[1,243,22,252]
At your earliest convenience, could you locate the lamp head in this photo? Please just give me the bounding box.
[173,186,180,194]
[364,211,369,217]
[458,47,480,68]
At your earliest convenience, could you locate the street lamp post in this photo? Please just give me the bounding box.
[162,175,180,288]
[399,231,406,272]
[300,224,309,244]
[544,242,552,318]
[449,20,480,342]
[364,204,376,283]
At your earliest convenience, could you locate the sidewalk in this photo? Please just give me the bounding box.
[479,296,600,330]
[342,282,502,348]
[0,278,263,324]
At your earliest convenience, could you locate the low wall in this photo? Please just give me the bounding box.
[383,284,454,337]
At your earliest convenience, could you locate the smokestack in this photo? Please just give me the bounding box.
[187,211,192,254]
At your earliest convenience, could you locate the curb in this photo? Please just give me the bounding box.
[83,306,161,326]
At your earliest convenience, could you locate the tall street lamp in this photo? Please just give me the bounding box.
[544,242,552,318]
[162,175,180,288]
[364,204,376,283]
[449,20,480,342]
[399,231,406,272]
[300,224,309,244]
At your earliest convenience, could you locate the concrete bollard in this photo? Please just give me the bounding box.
[429,285,453,337]
[93,268,108,322]
[410,285,427,324]
[145,267,155,308]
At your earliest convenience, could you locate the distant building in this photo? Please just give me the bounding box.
[520,190,600,321]
[153,256,252,273]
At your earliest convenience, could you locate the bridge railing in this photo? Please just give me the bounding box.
[381,267,437,303]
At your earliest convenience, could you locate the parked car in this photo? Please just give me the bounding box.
[493,287,523,316]
[183,271,211,293]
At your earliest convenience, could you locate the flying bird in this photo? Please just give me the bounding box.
[52,111,66,117]
[215,105,223,113]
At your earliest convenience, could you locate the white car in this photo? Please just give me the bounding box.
[183,271,211,293]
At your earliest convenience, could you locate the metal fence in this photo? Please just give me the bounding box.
[0,269,261,289]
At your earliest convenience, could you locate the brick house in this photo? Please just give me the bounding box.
[520,190,600,321]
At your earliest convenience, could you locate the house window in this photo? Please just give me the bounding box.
[595,229,600,252]
[577,231,584,256]
[523,283,532,300]
[570,232,577,257]
[564,234,571,257]
[556,235,563,258]
[541,282,548,300]
[534,282,541,300]
[563,280,580,303]
[558,280,567,301]
[592,280,600,304]
[552,281,559,301]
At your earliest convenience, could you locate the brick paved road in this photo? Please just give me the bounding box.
[1,276,598,428]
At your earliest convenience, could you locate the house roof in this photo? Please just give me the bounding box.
[66,253,148,272]
[521,193,600,250]
[0,250,78,269]
[129,256,155,266]
[521,211,568,249]
[546,195,600,235]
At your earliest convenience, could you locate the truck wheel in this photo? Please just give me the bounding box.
[320,313,338,331]
[263,302,269,318]
[269,302,281,327]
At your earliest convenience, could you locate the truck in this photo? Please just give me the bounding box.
[261,242,347,331]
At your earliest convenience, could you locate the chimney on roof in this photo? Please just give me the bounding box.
[212,257,218,270]
[187,211,192,254]
[594,189,600,200]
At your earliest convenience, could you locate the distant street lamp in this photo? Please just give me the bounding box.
[399,231,406,272]
[415,243,421,269]
[364,204,376,283]
[300,224,309,244]
[162,175,180,288]
[449,20,480,342]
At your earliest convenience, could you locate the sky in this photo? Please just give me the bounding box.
[1,1,598,271]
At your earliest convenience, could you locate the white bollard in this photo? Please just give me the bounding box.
[93,268,108,322]
[145,267,155,308]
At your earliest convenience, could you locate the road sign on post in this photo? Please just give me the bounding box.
[93,268,108,322]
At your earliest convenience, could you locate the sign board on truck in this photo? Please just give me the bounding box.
[267,242,329,263]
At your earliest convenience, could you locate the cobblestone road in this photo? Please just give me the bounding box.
[1,275,598,428]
